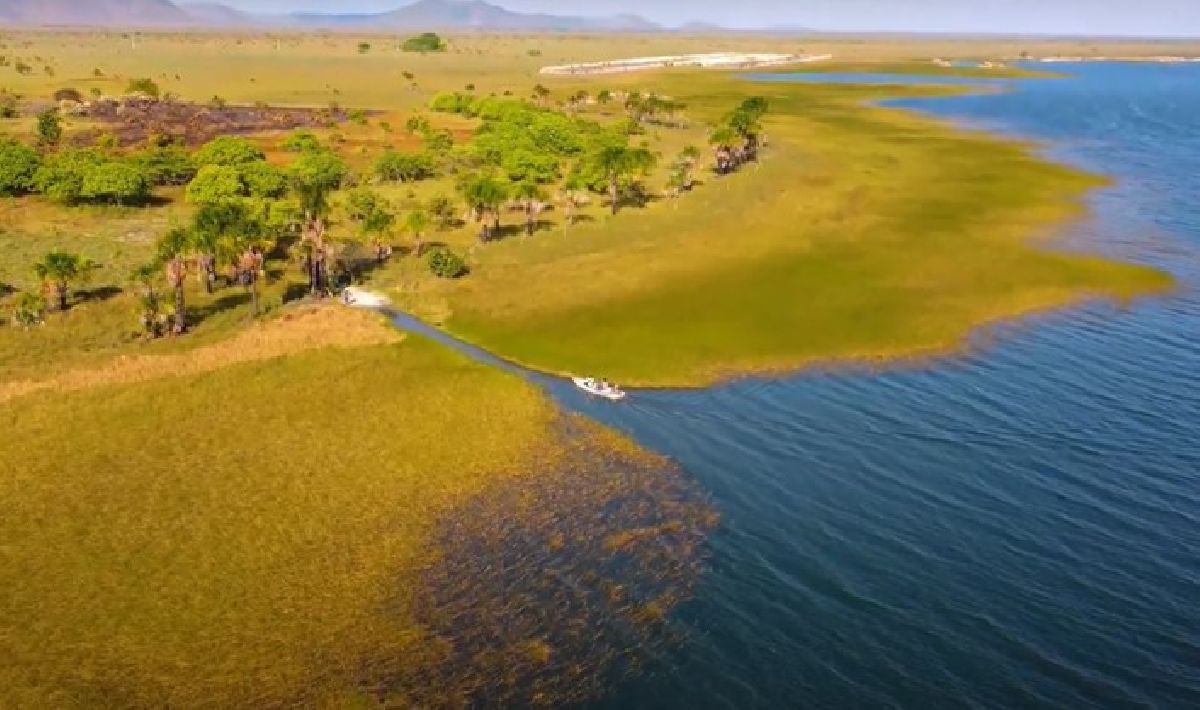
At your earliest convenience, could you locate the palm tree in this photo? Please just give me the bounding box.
[458,175,509,242]
[512,181,548,236]
[405,209,431,257]
[238,246,265,315]
[129,263,164,337]
[290,151,347,296]
[585,144,657,215]
[33,251,98,312]
[156,227,191,334]
[709,126,738,175]
[193,202,263,289]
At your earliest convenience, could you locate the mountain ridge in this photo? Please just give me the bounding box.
[0,0,673,31]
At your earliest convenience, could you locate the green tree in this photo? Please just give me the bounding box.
[33,250,98,312]
[31,148,105,203]
[405,208,430,257]
[581,143,657,215]
[345,188,394,242]
[0,138,41,195]
[35,109,62,148]
[375,150,436,182]
[192,202,265,292]
[240,161,288,198]
[288,151,346,295]
[512,181,548,236]
[194,136,265,167]
[458,174,508,242]
[186,164,245,205]
[155,227,190,334]
[427,194,458,230]
[79,161,152,205]
[130,146,196,186]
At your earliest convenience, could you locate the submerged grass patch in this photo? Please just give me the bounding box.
[0,324,712,707]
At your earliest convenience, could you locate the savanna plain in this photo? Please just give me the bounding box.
[0,30,1186,707]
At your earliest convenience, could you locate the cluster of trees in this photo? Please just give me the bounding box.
[709,97,770,175]
[426,91,666,236]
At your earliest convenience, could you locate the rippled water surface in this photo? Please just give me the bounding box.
[559,64,1200,708]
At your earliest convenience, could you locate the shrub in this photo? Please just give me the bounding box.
[402,32,445,53]
[129,147,196,186]
[0,138,41,195]
[12,291,45,327]
[194,136,265,167]
[374,150,436,183]
[280,130,323,153]
[79,161,152,205]
[126,77,161,98]
[426,247,467,279]
[348,108,368,125]
[357,42,371,54]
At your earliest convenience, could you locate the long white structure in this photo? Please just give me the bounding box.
[540,52,831,76]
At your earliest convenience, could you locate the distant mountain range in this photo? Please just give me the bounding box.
[0,0,706,31]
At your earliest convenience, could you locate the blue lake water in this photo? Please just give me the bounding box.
[565,63,1200,708]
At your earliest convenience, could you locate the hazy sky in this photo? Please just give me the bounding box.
[223,0,1199,36]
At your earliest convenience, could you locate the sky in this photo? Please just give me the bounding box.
[221,0,1200,37]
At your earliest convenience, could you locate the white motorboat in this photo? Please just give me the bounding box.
[572,377,627,401]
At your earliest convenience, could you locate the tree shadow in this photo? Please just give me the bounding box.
[77,285,123,303]
[190,291,251,326]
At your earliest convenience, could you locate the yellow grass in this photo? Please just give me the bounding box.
[0,304,400,403]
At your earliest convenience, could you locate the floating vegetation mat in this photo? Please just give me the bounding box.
[370,419,717,707]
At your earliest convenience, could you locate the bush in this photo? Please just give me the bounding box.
[280,130,323,153]
[426,247,467,279]
[79,161,152,205]
[0,138,41,195]
[12,291,45,327]
[402,32,445,53]
[126,77,161,98]
[129,147,196,186]
[357,42,371,54]
[374,150,436,182]
[193,136,265,167]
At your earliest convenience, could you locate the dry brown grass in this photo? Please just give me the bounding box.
[0,304,400,403]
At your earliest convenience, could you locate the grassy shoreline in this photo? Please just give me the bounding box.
[426,73,1171,387]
